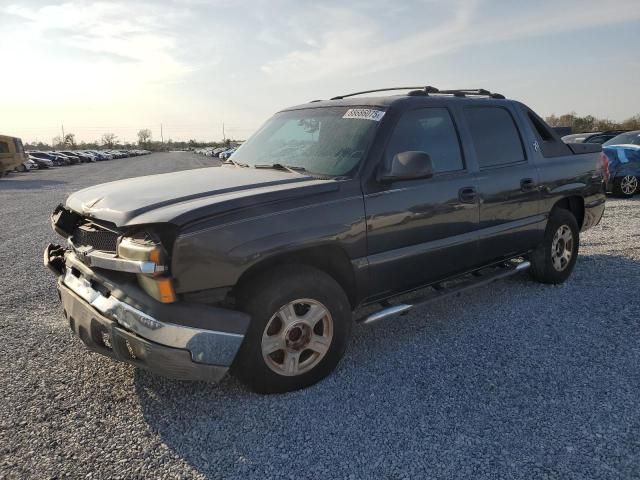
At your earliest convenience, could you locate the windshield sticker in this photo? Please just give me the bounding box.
[343,109,386,121]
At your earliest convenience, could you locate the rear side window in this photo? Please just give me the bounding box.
[464,107,525,168]
[527,113,553,141]
[385,108,464,174]
[523,108,573,157]
[0,142,9,154]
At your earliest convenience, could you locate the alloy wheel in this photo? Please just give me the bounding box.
[551,224,574,272]
[261,299,333,376]
[621,175,638,195]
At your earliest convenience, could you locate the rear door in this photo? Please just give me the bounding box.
[363,106,480,300]
[462,105,544,263]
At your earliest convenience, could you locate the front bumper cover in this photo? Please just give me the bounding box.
[45,243,249,382]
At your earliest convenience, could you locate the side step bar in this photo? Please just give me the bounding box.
[360,260,530,325]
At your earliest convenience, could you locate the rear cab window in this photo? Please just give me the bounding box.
[0,141,9,154]
[385,107,465,174]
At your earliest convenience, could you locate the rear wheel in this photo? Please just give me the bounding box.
[529,208,579,284]
[234,265,352,393]
[613,175,638,198]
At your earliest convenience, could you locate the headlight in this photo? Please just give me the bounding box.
[117,233,176,303]
[117,236,166,265]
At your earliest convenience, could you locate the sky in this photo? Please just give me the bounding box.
[1,0,639,143]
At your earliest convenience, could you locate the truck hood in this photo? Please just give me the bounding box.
[66,166,338,227]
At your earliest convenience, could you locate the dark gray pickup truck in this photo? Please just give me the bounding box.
[45,87,607,393]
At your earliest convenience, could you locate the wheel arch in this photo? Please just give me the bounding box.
[234,244,359,309]
[552,195,585,229]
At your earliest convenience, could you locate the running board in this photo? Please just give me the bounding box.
[360,260,530,325]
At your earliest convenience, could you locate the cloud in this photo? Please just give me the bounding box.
[3,2,193,81]
[260,0,640,83]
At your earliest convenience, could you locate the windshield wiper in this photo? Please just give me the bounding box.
[254,163,308,174]
[228,159,249,167]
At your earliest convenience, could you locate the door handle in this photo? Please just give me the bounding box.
[458,186,477,204]
[520,178,536,191]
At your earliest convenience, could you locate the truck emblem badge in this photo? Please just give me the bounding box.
[533,140,540,152]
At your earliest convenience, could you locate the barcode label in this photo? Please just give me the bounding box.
[342,109,386,121]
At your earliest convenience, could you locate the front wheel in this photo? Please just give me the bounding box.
[234,265,352,393]
[529,208,580,284]
[613,175,638,198]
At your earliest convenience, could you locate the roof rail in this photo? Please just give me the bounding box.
[328,86,505,101]
[438,89,505,99]
[330,86,439,100]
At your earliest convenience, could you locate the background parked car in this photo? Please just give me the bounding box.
[219,148,236,160]
[603,130,640,197]
[562,130,629,144]
[29,151,65,166]
[28,154,53,169]
[212,147,226,157]
[92,150,111,160]
[15,158,37,172]
[43,152,74,166]
[59,151,88,163]
[51,152,78,164]
[0,134,28,177]
[77,151,98,162]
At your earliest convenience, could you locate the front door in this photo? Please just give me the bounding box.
[364,107,480,301]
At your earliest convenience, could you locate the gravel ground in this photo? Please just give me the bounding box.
[1,152,639,479]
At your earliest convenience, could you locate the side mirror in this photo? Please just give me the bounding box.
[378,151,434,183]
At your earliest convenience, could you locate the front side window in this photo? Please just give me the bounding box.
[231,107,382,177]
[384,108,464,174]
[465,107,525,168]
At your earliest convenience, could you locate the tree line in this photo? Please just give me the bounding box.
[545,112,640,133]
[27,112,639,151]
[25,129,240,151]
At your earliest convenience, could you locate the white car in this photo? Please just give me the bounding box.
[15,159,38,172]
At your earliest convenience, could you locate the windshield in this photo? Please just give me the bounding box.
[230,106,384,176]
[604,131,640,146]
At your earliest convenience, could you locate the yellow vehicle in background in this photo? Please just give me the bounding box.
[0,134,28,177]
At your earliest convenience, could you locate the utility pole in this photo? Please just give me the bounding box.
[222,122,226,142]
[160,124,164,144]
[61,124,65,145]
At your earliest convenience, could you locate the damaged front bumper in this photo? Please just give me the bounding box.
[44,243,249,382]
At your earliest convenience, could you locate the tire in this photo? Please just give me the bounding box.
[16,164,26,172]
[613,175,638,198]
[233,265,352,393]
[529,208,579,284]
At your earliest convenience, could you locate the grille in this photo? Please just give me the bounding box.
[72,223,118,252]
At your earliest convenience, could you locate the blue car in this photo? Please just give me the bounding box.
[603,130,640,197]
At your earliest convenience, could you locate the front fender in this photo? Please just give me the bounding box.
[170,194,367,294]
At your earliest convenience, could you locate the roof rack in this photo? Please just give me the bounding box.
[438,89,505,99]
[327,86,505,101]
[330,86,438,100]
